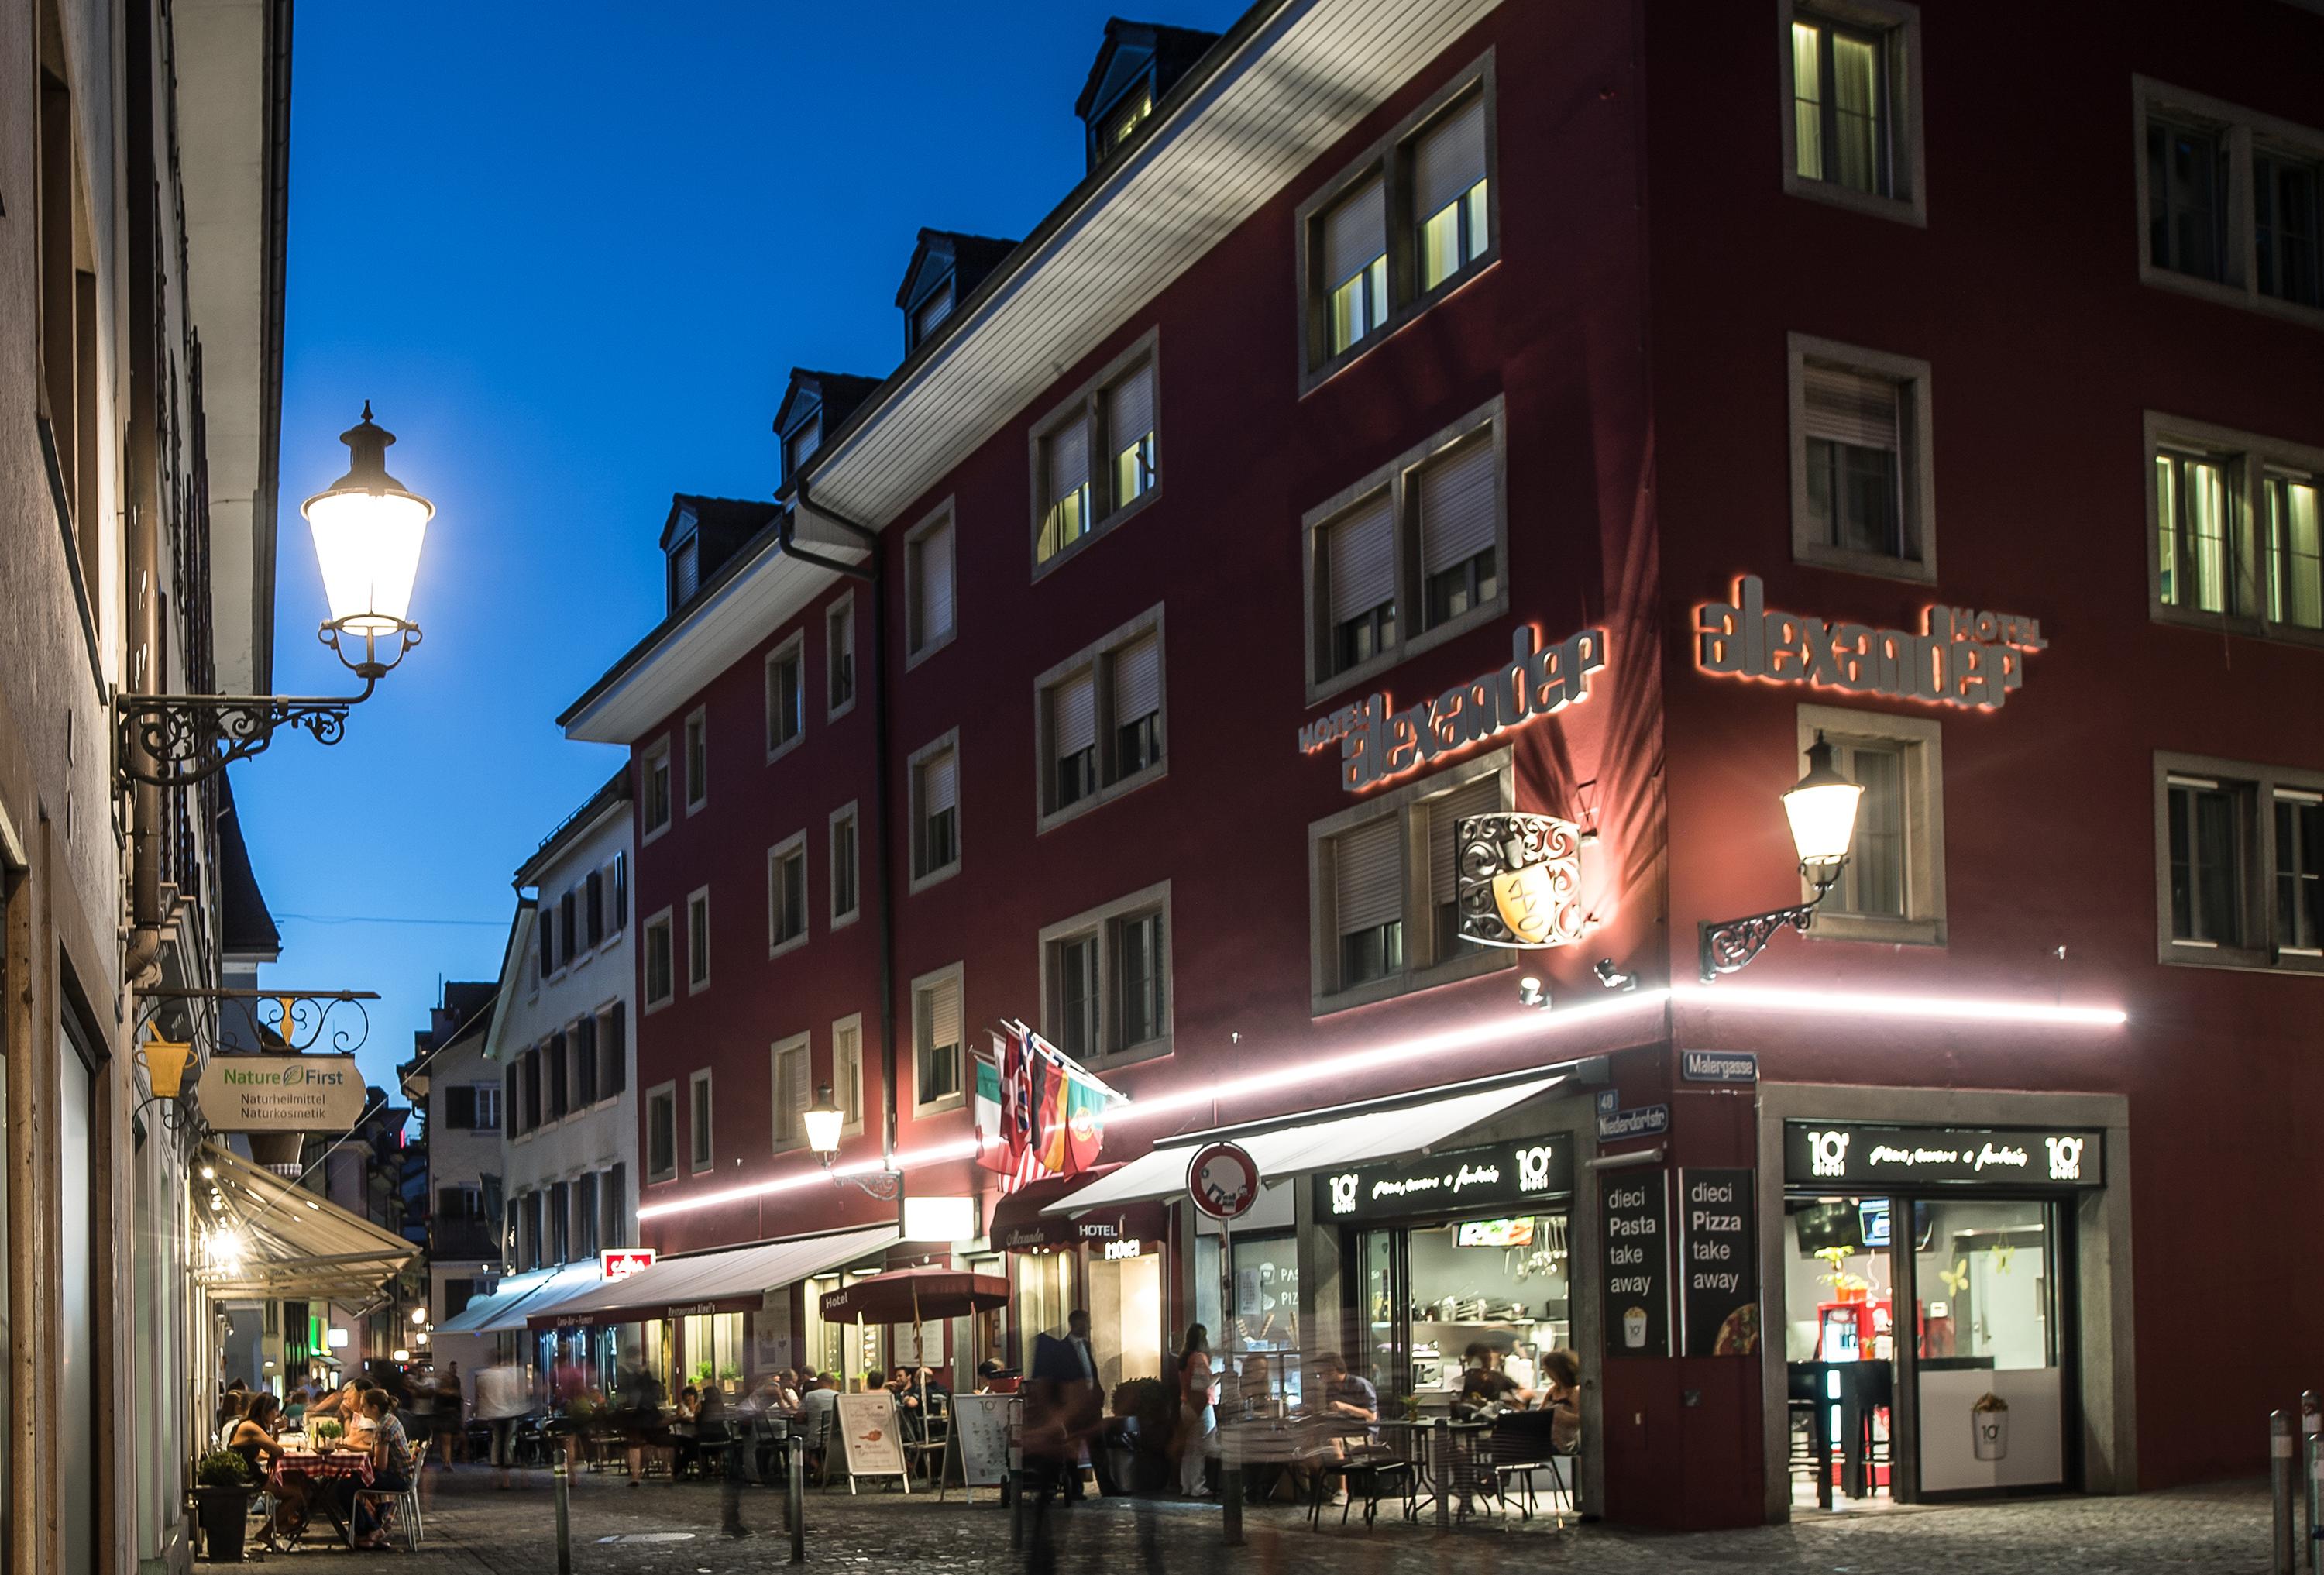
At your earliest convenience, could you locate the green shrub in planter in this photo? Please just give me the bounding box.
[193,1449,255,1562]
[195,1449,254,1489]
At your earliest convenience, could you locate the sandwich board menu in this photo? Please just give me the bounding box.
[1599,1169,1670,1359]
[835,1391,909,1492]
[942,1393,1019,1503]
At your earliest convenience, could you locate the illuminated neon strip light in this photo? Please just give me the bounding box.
[639,984,2125,1221]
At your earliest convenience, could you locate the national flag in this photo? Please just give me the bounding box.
[1063,1074,1106,1173]
[1023,1031,1109,1178]
[973,1055,1009,1175]
[1032,1051,1070,1173]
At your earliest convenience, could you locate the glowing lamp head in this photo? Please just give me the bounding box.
[803,1084,846,1157]
[1783,732,1864,876]
[409,1307,428,1326]
[301,403,433,638]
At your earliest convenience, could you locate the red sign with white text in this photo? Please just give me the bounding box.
[600,1248,657,1281]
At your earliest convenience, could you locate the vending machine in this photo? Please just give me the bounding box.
[1817,1298,1893,1362]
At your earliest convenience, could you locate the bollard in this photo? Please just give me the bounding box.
[1011,1467,1025,1550]
[2305,1392,2322,1570]
[788,1426,806,1566]
[2278,1411,2298,1574]
[553,1459,572,1575]
[1221,1462,1243,1547]
[1435,1416,1452,1530]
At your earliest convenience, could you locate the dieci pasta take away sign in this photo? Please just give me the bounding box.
[198,1054,367,1132]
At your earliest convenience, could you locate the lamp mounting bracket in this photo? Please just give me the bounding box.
[1697,899,1823,982]
[115,680,376,789]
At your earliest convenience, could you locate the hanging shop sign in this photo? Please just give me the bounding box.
[1782,1123,2105,1188]
[1600,1170,1671,1359]
[1680,1049,1758,1084]
[1695,576,2047,710]
[1299,624,1608,793]
[1316,1136,1574,1225]
[1453,812,1586,948]
[600,1247,656,1281]
[1678,1169,1758,1358]
[197,1053,367,1132]
[1187,1142,1262,1220]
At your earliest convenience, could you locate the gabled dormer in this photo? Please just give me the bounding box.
[892,231,1019,357]
[774,368,883,485]
[1074,19,1220,171]
[659,494,780,616]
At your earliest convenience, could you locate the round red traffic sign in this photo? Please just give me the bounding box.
[1186,1141,1261,1220]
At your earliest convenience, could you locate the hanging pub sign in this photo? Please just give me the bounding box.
[1695,576,2047,710]
[1678,1169,1758,1358]
[197,1053,367,1132]
[1298,624,1607,793]
[1453,812,1586,948]
[1318,1137,1575,1225]
[1600,1169,1671,1359]
[1783,1123,2106,1188]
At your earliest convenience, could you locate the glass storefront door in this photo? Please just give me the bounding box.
[1354,1209,1573,1414]
[1013,1249,1074,1373]
[1912,1198,2068,1495]
[1086,1250,1164,1394]
[1783,1196,1902,1508]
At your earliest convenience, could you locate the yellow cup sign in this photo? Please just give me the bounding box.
[198,1054,367,1132]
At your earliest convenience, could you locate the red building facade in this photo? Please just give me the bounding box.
[559,0,2324,1527]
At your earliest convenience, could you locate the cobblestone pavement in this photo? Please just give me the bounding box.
[273,1463,2274,1575]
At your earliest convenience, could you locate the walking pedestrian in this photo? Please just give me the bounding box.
[474,1358,532,1490]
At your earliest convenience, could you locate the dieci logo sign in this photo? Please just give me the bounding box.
[1455,812,1585,948]
[1696,576,2047,710]
[198,1053,366,1133]
[1299,624,1607,793]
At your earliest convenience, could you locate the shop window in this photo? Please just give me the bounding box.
[906,504,957,665]
[1308,753,1512,1015]
[2147,414,2324,642]
[1033,333,1161,573]
[1779,1,1924,225]
[684,707,709,812]
[1039,882,1173,1064]
[1297,58,1499,385]
[909,732,961,888]
[772,1033,812,1152]
[1304,397,1506,702]
[830,803,860,926]
[1796,704,1946,947]
[765,634,806,760]
[827,593,858,719]
[831,1014,865,1132]
[2155,751,2324,973]
[913,964,964,1111]
[1035,607,1167,829]
[686,888,711,993]
[1787,335,1935,582]
[2135,81,2324,323]
[689,1070,714,1172]
[641,740,672,841]
[767,832,808,958]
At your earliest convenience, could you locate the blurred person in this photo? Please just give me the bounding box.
[474,1358,532,1491]
[1174,1325,1216,1498]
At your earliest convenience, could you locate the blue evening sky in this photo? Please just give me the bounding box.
[237,2,1245,1101]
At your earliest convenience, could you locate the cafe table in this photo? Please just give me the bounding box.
[269,1442,376,1546]
[1375,1417,1493,1527]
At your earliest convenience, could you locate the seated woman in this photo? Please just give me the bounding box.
[670,1384,701,1478]
[352,1389,415,1549]
[229,1394,310,1538]
[1538,1349,1582,1455]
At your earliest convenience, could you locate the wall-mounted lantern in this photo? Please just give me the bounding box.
[1698,732,1865,982]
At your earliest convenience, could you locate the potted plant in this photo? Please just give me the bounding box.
[192,1449,255,1562]
[309,1418,344,1453]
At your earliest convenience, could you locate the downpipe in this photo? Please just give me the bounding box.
[121,0,167,989]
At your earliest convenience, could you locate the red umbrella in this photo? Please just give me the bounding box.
[818,1267,1009,1326]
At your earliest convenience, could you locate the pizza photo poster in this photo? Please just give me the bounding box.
[835,1391,909,1478]
[1679,1168,1758,1358]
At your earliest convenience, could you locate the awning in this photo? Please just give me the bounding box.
[475,1260,603,1333]
[194,1143,418,1302]
[435,1268,552,1336]
[532,1224,899,1330]
[1046,1076,1563,1216]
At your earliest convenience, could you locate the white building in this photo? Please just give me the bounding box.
[477,772,638,1377]
[398,980,506,1388]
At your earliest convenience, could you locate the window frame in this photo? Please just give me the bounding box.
[903,500,959,670]
[827,591,858,721]
[645,1081,679,1183]
[1305,748,1515,1016]
[830,1012,867,1137]
[1793,703,1947,946]
[910,961,968,1116]
[641,738,673,844]
[688,1068,714,1173]
[1776,0,1927,227]
[2144,411,2324,645]
[1301,396,1508,705]
[1033,605,1169,832]
[683,707,709,814]
[907,729,963,892]
[474,1082,501,1130]
[1786,333,1938,584]
[829,801,861,929]
[770,1032,813,1154]
[1295,53,1501,392]
[642,906,676,1013]
[2154,750,2324,974]
[2133,78,2324,329]
[686,886,711,994]
[1037,880,1175,1068]
[1029,329,1164,579]
[763,632,807,763]
[766,830,810,960]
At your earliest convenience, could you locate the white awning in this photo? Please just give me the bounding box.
[474,1260,603,1333]
[535,1225,899,1329]
[436,1268,552,1336]
[194,1143,418,1302]
[1047,1077,1563,1216]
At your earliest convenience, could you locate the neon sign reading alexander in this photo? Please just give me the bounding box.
[1298,624,1607,792]
[1696,576,2047,710]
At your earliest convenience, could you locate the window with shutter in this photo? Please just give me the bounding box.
[602,1004,627,1095]
[828,597,856,714]
[786,414,821,476]
[912,518,955,652]
[914,281,954,343]
[1112,634,1164,778]
[1418,435,1498,629]
[561,891,578,957]
[1427,775,1502,957]
[1801,363,1906,559]
[1106,362,1158,507]
[773,1040,811,1147]
[548,1032,569,1119]
[603,1166,626,1247]
[917,974,963,1104]
[1322,176,1388,356]
[1040,418,1093,562]
[669,538,700,610]
[1333,816,1405,987]
[613,854,629,929]
[1415,95,1490,290]
[445,1085,476,1130]
[1053,672,1098,808]
[576,1016,599,1106]
[586,870,604,946]
[538,913,554,980]
[1325,494,1397,673]
[917,746,960,876]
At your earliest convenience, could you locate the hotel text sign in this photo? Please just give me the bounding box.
[1300,625,1607,792]
[1697,576,2047,710]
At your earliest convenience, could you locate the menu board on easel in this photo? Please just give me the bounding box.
[835,1391,909,1491]
[943,1394,1017,1502]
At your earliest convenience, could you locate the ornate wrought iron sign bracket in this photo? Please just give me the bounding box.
[115,682,377,789]
[1697,899,1824,982]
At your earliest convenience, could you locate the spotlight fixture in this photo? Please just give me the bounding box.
[1517,976,1551,1011]
[1593,959,1637,991]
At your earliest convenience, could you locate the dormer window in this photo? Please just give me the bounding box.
[1101,89,1152,153]
[913,280,955,343]
[668,534,700,612]
[1074,19,1218,174]
[785,412,822,480]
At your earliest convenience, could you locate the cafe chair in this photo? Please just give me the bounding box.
[350,1439,428,1553]
[1487,1412,1571,1522]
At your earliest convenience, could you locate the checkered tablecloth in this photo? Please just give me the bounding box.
[273,1449,375,1486]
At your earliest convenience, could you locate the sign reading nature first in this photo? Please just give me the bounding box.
[198,1053,366,1132]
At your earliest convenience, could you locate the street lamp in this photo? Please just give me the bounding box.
[1697,732,1865,981]
[803,1084,901,1201]
[115,403,434,788]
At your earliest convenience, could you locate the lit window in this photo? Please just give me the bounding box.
[1790,17,1888,197]
[1415,96,1489,291]
[1039,416,1092,562]
[2156,449,2236,615]
[2267,473,2322,630]
[911,737,961,884]
[1033,342,1160,569]
[684,709,708,811]
[1040,887,1172,1059]
[1322,176,1388,356]
[1036,613,1166,826]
